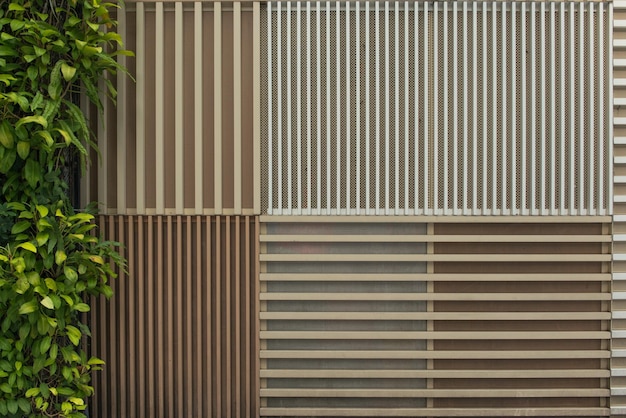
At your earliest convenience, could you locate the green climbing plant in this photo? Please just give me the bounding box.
[0,0,130,416]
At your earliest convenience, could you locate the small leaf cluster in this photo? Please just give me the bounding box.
[0,202,124,417]
[0,0,132,204]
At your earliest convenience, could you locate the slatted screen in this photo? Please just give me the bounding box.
[90,215,259,418]
[261,1,612,216]
[259,217,611,417]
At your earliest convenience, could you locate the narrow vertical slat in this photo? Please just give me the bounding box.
[481,2,487,214]
[127,218,135,416]
[414,0,420,214]
[155,217,163,416]
[214,3,223,214]
[166,217,174,418]
[462,2,468,215]
[117,8,127,214]
[511,3,517,214]
[296,2,302,215]
[194,2,203,214]
[234,217,242,418]
[445,2,456,214]
[266,3,273,215]
[136,3,146,213]
[175,216,183,416]
[393,1,400,215]
[97,217,108,418]
[234,2,242,214]
[491,2,497,214]
[316,2,322,215]
[205,217,213,416]
[530,2,536,215]
[325,2,331,213]
[404,1,409,215]
[521,2,527,215]
[472,2,478,215]
[175,3,184,214]
[215,217,221,417]
[588,2,595,214]
[184,217,192,416]
[136,217,145,418]
[375,1,381,214]
[355,1,361,215]
[306,2,312,215]
[570,2,575,212]
[254,217,261,418]
[286,2,292,214]
[433,2,439,214]
[155,3,164,215]
[598,3,605,214]
[384,1,390,215]
[146,216,155,417]
[276,1,282,213]
[559,2,565,214]
[579,2,585,214]
[195,217,203,416]
[336,0,342,214]
[253,3,261,214]
[533,2,540,215]
[608,3,614,213]
[116,217,125,415]
[244,217,251,418]
[346,1,351,213]
[423,1,428,215]
[225,216,231,418]
[501,2,508,214]
[365,1,370,214]
[549,2,556,214]
[442,2,449,214]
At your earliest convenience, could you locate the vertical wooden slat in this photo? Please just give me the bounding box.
[225,216,232,418]
[146,216,155,416]
[185,217,193,415]
[215,216,222,417]
[117,10,127,214]
[127,217,135,415]
[253,2,261,215]
[175,216,183,415]
[175,3,184,214]
[214,4,223,214]
[206,216,213,416]
[235,216,242,417]
[234,2,242,214]
[501,2,508,214]
[442,2,448,214]
[110,216,119,415]
[166,217,174,418]
[136,216,145,418]
[136,3,146,213]
[155,4,165,215]
[194,3,203,214]
[245,216,251,418]
[365,1,370,215]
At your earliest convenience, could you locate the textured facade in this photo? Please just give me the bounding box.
[88,1,622,417]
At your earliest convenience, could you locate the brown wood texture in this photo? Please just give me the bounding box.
[91,215,259,418]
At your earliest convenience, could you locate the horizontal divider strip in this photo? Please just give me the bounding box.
[260,312,610,321]
[260,388,609,398]
[260,292,610,301]
[260,254,610,262]
[260,369,610,379]
[260,273,611,282]
[260,331,610,340]
[260,216,612,224]
[260,234,611,243]
[259,350,611,360]
[259,407,609,417]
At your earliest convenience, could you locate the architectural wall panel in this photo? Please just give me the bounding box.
[259,216,611,417]
[93,2,260,215]
[261,1,612,216]
[90,215,259,418]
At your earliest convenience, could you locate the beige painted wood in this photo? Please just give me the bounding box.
[260,369,609,379]
[260,388,609,398]
[259,407,609,417]
[260,215,612,223]
[260,292,610,301]
[260,273,610,281]
[260,234,611,242]
[260,253,610,262]
[259,312,610,320]
[260,330,610,340]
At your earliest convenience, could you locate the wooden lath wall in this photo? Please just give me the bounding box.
[90,215,259,418]
[88,2,260,215]
[259,216,611,417]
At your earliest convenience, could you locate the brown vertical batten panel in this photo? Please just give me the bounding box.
[95,2,258,215]
[90,215,259,418]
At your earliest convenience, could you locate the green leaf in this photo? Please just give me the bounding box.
[89,255,104,265]
[65,325,81,346]
[8,3,26,11]
[39,336,51,353]
[0,382,12,394]
[74,303,90,312]
[68,397,84,406]
[0,147,16,173]
[18,301,37,314]
[48,60,63,100]
[6,399,17,414]
[61,62,76,81]
[11,220,30,234]
[0,46,18,56]
[24,158,41,188]
[36,231,49,246]
[25,387,39,397]
[44,278,57,291]
[40,296,53,309]
[55,250,67,265]
[15,115,48,129]
[26,65,38,80]
[36,205,49,217]
[17,398,30,413]
[0,74,16,85]
[0,121,14,148]
[16,140,29,159]
[64,266,78,282]
[87,357,105,366]
[17,242,36,253]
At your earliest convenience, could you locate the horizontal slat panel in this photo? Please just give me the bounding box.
[261,292,610,301]
[260,350,611,360]
[261,273,610,282]
[260,234,611,243]
[260,407,609,417]
[260,369,609,379]
[260,312,610,321]
[261,331,610,340]
[261,389,609,398]
[260,254,610,262]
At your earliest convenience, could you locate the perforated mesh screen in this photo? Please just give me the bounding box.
[261,1,611,215]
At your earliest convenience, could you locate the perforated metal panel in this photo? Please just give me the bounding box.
[261,1,612,216]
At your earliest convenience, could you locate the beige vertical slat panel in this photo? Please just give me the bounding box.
[260,216,611,417]
[98,2,256,215]
[91,215,258,417]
